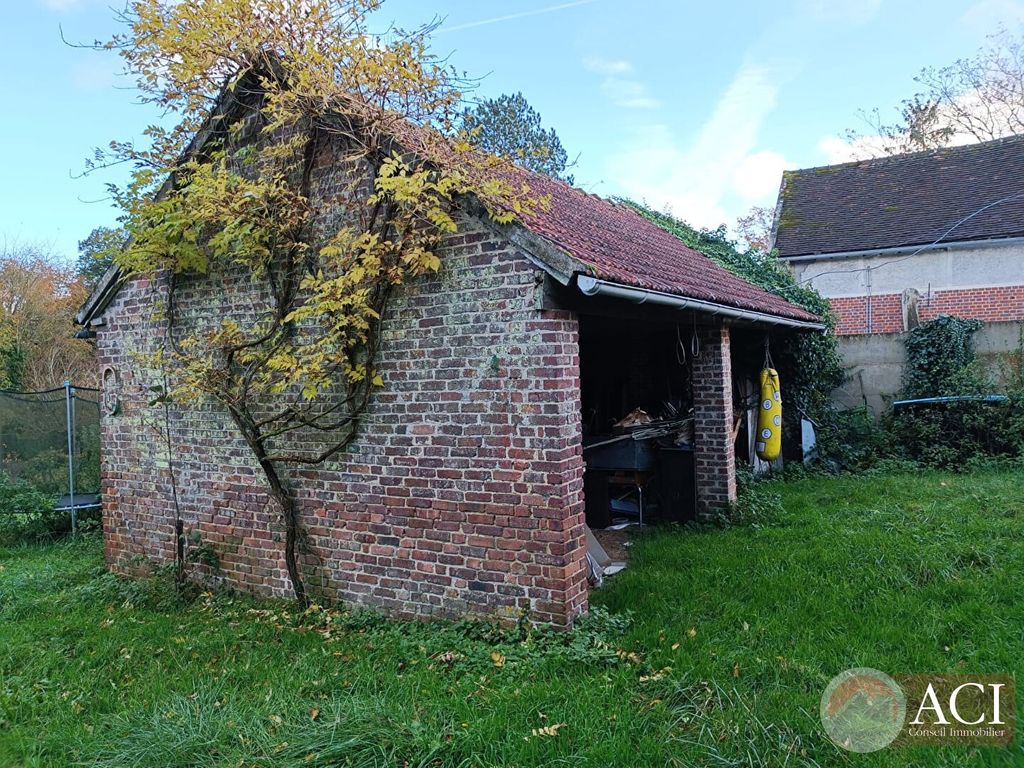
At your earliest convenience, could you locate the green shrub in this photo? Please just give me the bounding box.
[711,466,784,528]
[0,472,63,544]
[811,406,887,471]
[813,315,1024,472]
[880,399,1018,469]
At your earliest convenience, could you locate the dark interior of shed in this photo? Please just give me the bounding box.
[578,314,698,529]
[579,315,692,436]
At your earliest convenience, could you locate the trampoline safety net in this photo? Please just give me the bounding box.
[0,384,101,497]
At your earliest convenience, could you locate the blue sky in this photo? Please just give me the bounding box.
[3,0,1022,262]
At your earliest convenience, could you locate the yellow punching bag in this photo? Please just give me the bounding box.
[756,367,782,462]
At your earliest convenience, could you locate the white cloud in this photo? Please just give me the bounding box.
[817,87,1015,164]
[605,124,729,229]
[604,63,784,230]
[600,78,661,109]
[585,57,661,110]
[731,150,788,200]
[817,134,891,163]
[583,58,632,76]
[961,0,1024,35]
[438,0,598,34]
[798,0,883,23]
[41,0,82,10]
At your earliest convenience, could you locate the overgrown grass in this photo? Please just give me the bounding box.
[2,470,1024,766]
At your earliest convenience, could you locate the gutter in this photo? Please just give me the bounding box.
[780,235,1024,264]
[576,275,826,331]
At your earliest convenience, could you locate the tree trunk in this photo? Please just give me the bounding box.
[258,456,308,608]
[228,408,308,607]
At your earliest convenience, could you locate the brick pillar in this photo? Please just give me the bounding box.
[692,323,737,517]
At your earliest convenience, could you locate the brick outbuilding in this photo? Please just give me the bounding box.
[78,125,821,627]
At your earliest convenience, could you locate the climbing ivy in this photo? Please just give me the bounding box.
[901,315,985,398]
[620,201,844,421]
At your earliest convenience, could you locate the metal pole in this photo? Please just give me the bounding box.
[64,380,77,535]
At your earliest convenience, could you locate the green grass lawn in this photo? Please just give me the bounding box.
[2,469,1024,767]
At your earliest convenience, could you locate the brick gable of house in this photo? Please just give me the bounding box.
[99,168,588,625]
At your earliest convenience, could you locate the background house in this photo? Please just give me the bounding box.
[79,127,821,627]
[772,135,1024,413]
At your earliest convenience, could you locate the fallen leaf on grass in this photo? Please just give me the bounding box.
[530,723,566,738]
[639,667,672,683]
[490,651,505,668]
[687,628,697,638]
[309,708,320,721]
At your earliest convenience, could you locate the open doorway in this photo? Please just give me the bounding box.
[578,313,698,534]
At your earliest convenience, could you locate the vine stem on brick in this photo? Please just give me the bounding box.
[159,124,394,606]
[228,404,309,607]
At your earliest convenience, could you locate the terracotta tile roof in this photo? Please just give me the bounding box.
[507,169,820,323]
[394,116,817,323]
[775,134,1024,258]
[78,87,820,327]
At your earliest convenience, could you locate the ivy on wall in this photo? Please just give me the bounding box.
[901,315,985,399]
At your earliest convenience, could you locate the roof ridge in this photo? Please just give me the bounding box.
[787,132,1024,177]
[78,76,820,326]
[776,131,1024,258]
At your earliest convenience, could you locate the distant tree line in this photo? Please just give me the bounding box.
[0,244,98,390]
[0,226,127,392]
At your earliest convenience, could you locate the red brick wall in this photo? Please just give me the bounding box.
[97,197,588,625]
[830,295,903,335]
[692,325,737,516]
[831,286,1024,335]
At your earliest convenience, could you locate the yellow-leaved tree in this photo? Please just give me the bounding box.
[97,0,544,604]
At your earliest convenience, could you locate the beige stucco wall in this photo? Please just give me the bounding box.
[833,320,1024,414]
[790,239,1024,300]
